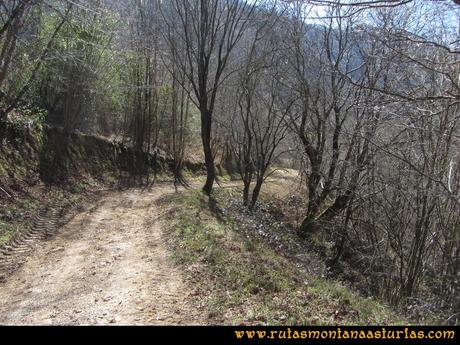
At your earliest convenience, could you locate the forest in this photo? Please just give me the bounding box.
[0,0,459,327]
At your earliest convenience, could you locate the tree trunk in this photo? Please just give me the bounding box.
[299,214,319,236]
[201,108,215,195]
[300,193,352,236]
[0,2,27,89]
[250,178,263,209]
[242,180,249,206]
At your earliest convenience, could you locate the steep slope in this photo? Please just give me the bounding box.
[160,186,406,325]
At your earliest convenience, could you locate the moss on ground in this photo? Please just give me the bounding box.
[0,220,17,245]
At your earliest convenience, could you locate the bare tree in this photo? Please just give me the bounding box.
[283,4,377,235]
[0,1,36,89]
[0,1,73,121]
[229,25,291,207]
[161,0,256,194]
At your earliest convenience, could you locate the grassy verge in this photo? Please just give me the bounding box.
[161,188,405,325]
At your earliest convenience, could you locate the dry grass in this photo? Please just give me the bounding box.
[160,184,405,325]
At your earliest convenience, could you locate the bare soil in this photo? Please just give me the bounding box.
[0,185,204,325]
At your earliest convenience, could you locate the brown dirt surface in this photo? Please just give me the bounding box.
[0,185,205,325]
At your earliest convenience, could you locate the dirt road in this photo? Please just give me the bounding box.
[0,185,204,325]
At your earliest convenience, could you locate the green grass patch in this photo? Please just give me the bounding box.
[162,188,405,325]
[0,220,17,245]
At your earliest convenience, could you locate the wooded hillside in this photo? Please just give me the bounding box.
[0,0,459,325]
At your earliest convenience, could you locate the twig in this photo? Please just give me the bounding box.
[443,311,460,325]
[0,186,11,198]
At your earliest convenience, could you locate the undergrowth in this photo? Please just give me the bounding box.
[161,188,405,325]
